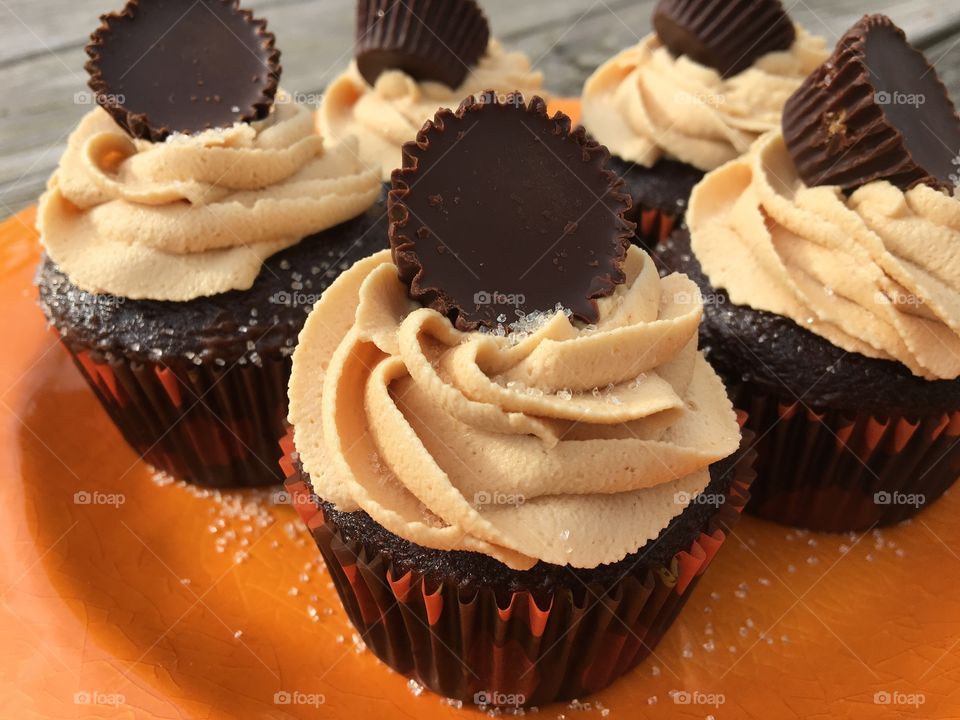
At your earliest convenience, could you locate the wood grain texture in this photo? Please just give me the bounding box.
[1,0,958,216]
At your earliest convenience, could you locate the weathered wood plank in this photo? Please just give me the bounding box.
[506,0,960,95]
[1,0,959,217]
[0,0,608,66]
[790,0,960,47]
[0,0,302,65]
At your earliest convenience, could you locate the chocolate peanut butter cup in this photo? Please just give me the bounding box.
[388,92,634,331]
[652,0,796,78]
[782,14,960,192]
[355,0,489,89]
[86,0,281,141]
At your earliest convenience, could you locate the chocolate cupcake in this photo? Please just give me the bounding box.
[34,0,385,487]
[581,0,826,251]
[659,15,960,531]
[319,0,545,182]
[285,93,754,706]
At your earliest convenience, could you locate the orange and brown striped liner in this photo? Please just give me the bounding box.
[280,424,756,706]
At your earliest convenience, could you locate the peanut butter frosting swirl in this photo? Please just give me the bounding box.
[289,247,741,570]
[581,27,827,171]
[690,131,960,380]
[38,92,381,301]
[319,41,545,181]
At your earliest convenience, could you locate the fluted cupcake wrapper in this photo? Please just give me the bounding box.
[58,331,290,487]
[633,205,679,252]
[603,155,703,254]
[280,426,755,707]
[733,381,960,531]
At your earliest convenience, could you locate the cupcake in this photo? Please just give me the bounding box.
[284,93,754,706]
[319,0,545,181]
[658,15,960,531]
[35,0,384,487]
[581,0,826,250]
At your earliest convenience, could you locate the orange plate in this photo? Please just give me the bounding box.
[3,100,960,719]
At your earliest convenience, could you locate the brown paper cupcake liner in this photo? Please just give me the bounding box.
[280,426,755,706]
[602,155,702,255]
[633,205,679,252]
[732,381,960,531]
[60,331,289,487]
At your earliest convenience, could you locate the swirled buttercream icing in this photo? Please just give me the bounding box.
[319,41,545,180]
[288,247,741,570]
[689,131,960,380]
[38,92,381,301]
[580,27,827,171]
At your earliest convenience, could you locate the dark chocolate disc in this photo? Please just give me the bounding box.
[652,0,796,78]
[783,14,960,192]
[388,92,634,331]
[355,0,489,89]
[85,0,281,142]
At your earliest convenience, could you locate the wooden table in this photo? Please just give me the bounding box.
[1,0,959,218]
